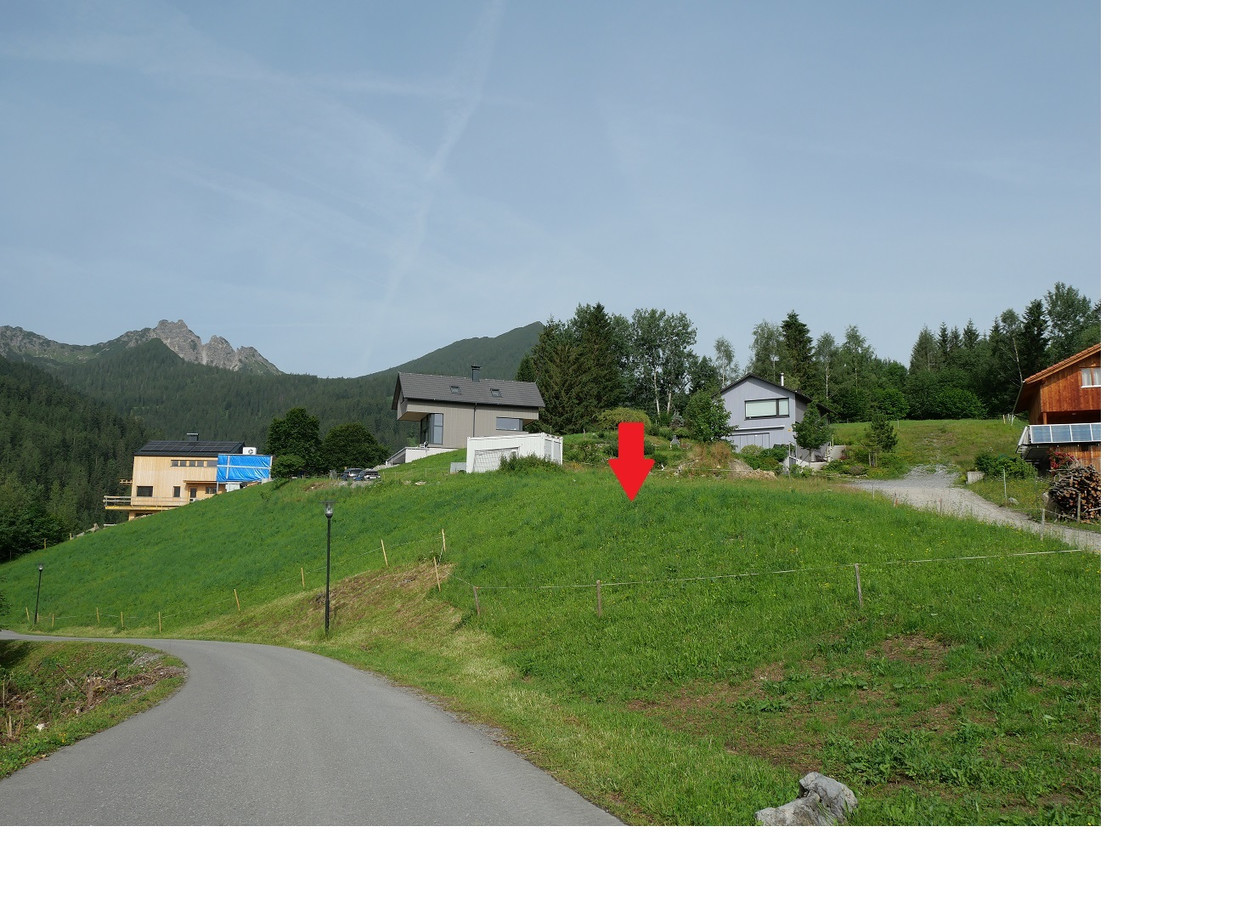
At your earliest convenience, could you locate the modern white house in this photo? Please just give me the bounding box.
[718,373,829,452]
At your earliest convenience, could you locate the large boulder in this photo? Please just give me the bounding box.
[755,772,858,826]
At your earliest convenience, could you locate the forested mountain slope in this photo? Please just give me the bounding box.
[7,322,545,449]
[0,355,150,557]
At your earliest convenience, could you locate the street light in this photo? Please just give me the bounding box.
[35,564,44,626]
[323,501,334,635]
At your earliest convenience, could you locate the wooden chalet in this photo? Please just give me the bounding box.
[1014,343,1101,472]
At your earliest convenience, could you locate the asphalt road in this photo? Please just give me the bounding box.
[0,631,620,825]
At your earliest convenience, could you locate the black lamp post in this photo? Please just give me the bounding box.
[323,501,333,635]
[34,563,44,626]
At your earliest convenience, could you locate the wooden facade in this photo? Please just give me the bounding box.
[1014,343,1101,472]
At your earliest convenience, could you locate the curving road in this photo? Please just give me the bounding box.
[0,632,619,825]
[852,466,1101,552]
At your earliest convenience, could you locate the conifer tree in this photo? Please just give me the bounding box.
[778,310,815,392]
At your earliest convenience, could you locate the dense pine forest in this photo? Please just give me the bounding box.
[0,355,150,559]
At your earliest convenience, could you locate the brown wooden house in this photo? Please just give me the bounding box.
[1014,343,1101,471]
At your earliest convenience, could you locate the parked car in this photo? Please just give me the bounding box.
[360,469,380,481]
[342,467,364,481]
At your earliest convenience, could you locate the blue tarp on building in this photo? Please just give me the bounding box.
[217,454,272,483]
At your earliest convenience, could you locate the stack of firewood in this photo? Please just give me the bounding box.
[1047,461,1101,522]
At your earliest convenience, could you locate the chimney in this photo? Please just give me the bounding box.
[471,365,481,382]
[186,432,199,442]
[779,373,785,387]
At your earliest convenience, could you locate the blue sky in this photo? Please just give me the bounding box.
[1,1,1099,377]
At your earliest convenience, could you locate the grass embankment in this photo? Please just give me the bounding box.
[0,437,1099,824]
[0,641,185,778]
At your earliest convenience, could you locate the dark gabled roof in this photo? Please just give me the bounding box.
[719,372,833,417]
[136,440,244,457]
[392,373,544,410]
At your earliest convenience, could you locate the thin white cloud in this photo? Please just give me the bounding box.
[366,0,508,371]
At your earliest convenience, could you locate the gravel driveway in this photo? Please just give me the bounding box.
[849,465,1101,552]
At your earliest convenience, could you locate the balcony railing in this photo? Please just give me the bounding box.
[103,496,188,510]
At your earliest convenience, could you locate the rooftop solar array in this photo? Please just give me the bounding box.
[137,440,245,456]
[1026,423,1101,445]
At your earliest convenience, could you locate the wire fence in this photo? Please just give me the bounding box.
[19,513,1094,633]
[446,545,1088,619]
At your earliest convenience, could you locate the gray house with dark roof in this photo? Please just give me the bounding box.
[391,366,545,448]
[719,373,828,452]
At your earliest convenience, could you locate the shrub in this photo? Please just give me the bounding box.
[565,440,608,466]
[973,451,1035,479]
[596,408,653,433]
[683,390,732,443]
[740,445,789,473]
[497,454,562,474]
[271,454,306,479]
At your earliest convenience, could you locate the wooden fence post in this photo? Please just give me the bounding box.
[381,539,389,567]
[433,557,441,592]
[442,529,447,554]
[234,589,241,612]
[596,580,603,618]
[854,564,863,610]
[301,567,306,588]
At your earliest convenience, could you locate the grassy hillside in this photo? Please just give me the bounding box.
[0,439,1098,825]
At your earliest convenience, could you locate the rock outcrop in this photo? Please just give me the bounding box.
[756,772,858,826]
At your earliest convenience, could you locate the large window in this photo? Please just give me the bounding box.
[496,416,523,432]
[744,398,790,419]
[136,486,153,497]
[1080,367,1101,388]
[420,413,444,445]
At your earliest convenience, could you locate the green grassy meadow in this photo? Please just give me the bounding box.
[0,424,1100,824]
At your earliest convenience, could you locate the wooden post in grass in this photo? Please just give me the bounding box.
[473,585,481,617]
[120,611,124,629]
[234,589,241,612]
[301,567,305,588]
[854,564,863,609]
[381,539,389,567]
[442,529,447,555]
[433,557,441,592]
[596,580,603,618]
[25,608,29,623]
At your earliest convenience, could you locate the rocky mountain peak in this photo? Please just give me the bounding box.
[0,320,281,375]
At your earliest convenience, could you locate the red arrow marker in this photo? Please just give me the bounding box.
[608,421,655,501]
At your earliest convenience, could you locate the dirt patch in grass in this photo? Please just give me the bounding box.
[870,634,952,667]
